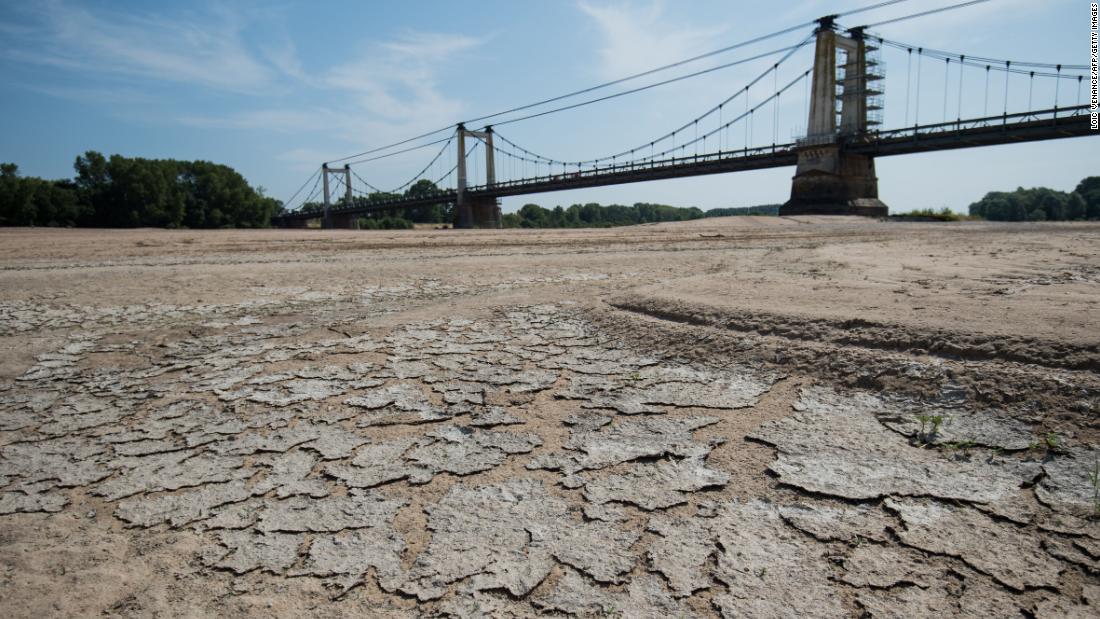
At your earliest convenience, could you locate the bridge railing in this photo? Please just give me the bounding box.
[278,105,1091,220]
[285,188,460,217]
[852,105,1091,144]
[466,141,797,193]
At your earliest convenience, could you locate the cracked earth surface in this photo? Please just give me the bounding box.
[1,221,1099,617]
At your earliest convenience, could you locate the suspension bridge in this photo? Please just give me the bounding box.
[273,2,1097,229]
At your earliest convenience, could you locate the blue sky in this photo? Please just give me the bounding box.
[0,0,1094,214]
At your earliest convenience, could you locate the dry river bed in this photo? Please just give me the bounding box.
[0,218,1098,617]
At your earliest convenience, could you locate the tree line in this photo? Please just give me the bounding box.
[305,183,709,229]
[501,202,704,228]
[968,177,1100,221]
[0,152,281,228]
[703,204,781,217]
[300,179,450,228]
[6,154,1096,228]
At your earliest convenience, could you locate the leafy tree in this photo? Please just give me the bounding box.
[518,203,549,227]
[969,182,1096,221]
[0,163,86,226]
[0,152,281,228]
[1075,176,1100,219]
[500,201,704,228]
[403,179,450,223]
[705,205,781,217]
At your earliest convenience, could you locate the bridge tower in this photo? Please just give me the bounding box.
[454,124,502,229]
[321,164,357,229]
[781,17,888,217]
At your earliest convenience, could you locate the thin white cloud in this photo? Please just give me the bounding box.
[577,0,728,79]
[6,1,278,93]
[259,38,310,84]
[277,148,333,174]
[3,1,484,160]
[18,82,158,106]
[851,0,1063,48]
[173,28,484,167]
[379,31,485,61]
[299,30,485,161]
[177,108,339,133]
[323,31,483,125]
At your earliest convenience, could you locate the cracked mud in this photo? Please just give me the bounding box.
[2,223,1098,617]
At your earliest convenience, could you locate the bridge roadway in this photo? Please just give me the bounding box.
[274,106,1094,225]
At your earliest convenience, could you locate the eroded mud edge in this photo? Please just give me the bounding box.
[591,298,1100,441]
[609,294,1100,371]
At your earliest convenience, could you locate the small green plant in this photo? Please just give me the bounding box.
[915,413,946,445]
[1044,431,1060,450]
[756,567,768,579]
[628,372,641,381]
[1029,431,1066,455]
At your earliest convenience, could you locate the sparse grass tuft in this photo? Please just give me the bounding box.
[891,207,976,222]
[1029,431,1066,455]
[915,413,947,445]
[1044,431,1060,450]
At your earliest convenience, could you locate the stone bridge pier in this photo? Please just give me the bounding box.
[282,217,311,229]
[781,19,888,217]
[453,124,504,229]
[329,212,360,229]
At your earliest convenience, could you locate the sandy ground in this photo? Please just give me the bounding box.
[0,217,1098,618]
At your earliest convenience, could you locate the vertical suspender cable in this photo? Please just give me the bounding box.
[718,105,724,152]
[915,48,923,126]
[957,55,964,121]
[984,65,991,116]
[744,86,750,148]
[904,48,913,126]
[749,107,754,147]
[1054,64,1061,115]
[943,57,950,122]
[773,65,779,146]
[1003,60,1010,119]
[1028,71,1034,114]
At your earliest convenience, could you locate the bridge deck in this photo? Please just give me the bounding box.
[275,108,1094,223]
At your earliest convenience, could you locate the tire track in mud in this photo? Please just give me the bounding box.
[609,294,1100,372]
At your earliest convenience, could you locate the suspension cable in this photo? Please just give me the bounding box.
[491,37,812,165]
[491,39,811,132]
[341,134,454,167]
[383,135,456,194]
[293,172,324,211]
[861,0,994,29]
[280,167,321,211]
[875,37,1087,75]
[351,170,385,194]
